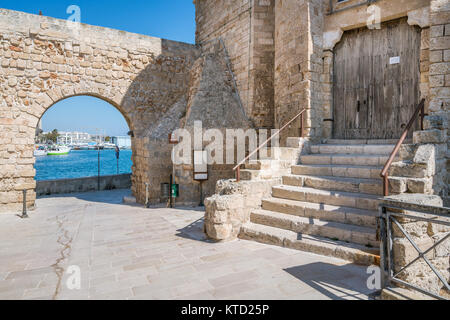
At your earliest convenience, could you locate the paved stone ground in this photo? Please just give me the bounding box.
[0,189,377,300]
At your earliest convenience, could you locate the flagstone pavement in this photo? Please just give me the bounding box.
[0,189,378,300]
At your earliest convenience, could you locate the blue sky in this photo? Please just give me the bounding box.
[1,0,196,136]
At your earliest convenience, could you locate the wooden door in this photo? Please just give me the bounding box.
[333,18,421,139]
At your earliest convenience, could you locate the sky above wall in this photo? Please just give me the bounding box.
[1,0,196,136]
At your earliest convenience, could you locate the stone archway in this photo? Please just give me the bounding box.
[0,9,200,212]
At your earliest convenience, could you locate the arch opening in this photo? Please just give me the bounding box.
[34,95,134,195]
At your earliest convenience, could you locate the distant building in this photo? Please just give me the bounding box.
[111,136,131,149]
[57,131,91,145]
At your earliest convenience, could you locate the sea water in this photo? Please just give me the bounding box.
[34,149,133,181]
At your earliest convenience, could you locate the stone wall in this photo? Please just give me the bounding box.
[414,0,449,201]
[36,173,131,196]
[274,0,324,144]
[0,9,200,212]
[171,39,252,206]
[205,178,281,241]
[195,0,276,129]
[381,194,449,299]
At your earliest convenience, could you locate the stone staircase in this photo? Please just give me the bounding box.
[239,139,409,266]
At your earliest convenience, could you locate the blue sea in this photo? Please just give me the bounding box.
[34,149,133,181]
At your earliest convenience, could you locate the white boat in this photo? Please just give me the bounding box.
[34,147,47,157]
[47,146,71,156]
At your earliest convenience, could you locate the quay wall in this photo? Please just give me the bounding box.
[36,174,131,196]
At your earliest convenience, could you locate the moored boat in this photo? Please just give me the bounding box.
[47,146,71,156]
[34,146,47,157]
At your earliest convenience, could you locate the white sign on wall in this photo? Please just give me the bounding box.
[389,56,400,65]
[194,150,208,173]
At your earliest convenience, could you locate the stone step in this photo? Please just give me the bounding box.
[262,197,378,228]
[310,144,395,155]
[272,185,380,211]
[239,169,276,181]
[262,147,301,161]
[325,139,411,145]
[291,164,382,180]
[300,153,391,166]
[239,222,380,266]
[282,175,383,196]
[251,209,378,247]
[244,159,293,171]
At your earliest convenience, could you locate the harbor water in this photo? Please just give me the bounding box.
[34,149,133,181]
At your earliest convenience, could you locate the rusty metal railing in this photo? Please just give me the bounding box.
[380,99,425,196]
[233,109,306,182]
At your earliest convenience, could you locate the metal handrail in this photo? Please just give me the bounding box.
[380,99,425,196]
[233,109,306,182]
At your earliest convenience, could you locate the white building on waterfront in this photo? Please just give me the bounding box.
[111,136,131,149]
[57,131,91,145]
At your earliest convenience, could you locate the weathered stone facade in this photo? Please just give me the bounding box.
[195,0,276,129]
[0,9,202,212]
[1,1,449,214]
[413,0,450,204]
[196,0,449,199]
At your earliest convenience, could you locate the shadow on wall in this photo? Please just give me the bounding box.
[284,262,377,300]
[126,39,252,206]
[120,39,201,205]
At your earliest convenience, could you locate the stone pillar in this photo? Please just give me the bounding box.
[414,0,450,202]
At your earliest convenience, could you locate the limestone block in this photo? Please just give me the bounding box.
[393,237,435,267]
[407,7,430,28]
[413,130,445,144]
[407,178,433,194]
[205,222,232,241]
[389,177,407,194]
[389,161,428,178]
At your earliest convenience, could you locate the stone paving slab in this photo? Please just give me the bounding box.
[0,189,377,300]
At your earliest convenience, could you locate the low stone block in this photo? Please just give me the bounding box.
[389,161,428,178]
[205,222,232,241]
[413,130,445,144]
[407,178,433,194]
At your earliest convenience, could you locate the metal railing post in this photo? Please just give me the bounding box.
[300,112,304,138]
[22,189,29,219]
[145,182,149,208]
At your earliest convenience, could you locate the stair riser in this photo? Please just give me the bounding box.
[244,161,293,171]
[240,169,291,181]
[300,155,391,166]
[239,226,380,266]
[251,213,378,247]
[272,187,380,211]
[261,200,377,228]
[281,176,383,196]
[262,148,301,161]
[282,175,304,187]
[326,139,403,145]
[311,145,394,155]
[302,177,383,196]
[292,166,381,180]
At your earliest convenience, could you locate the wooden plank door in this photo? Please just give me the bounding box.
[333,18,421,139]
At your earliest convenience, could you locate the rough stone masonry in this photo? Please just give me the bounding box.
[1,0,449,213]
[0,8,250,212]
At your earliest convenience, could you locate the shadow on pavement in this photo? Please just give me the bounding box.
[284,262,377,300]
[176,218,212,243]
